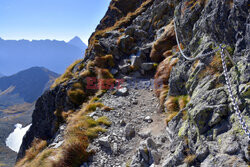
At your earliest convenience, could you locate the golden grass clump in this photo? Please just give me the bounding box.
[182,0,208,14]
[16,149,55,167]
[178,96,190,110]
[198,53,224,79]
[82,102,105,113]
[51,59,83,88]
[16,138,47,166]
[165,95,190,125]
[54,101,112,166]
[183,154,196,164]
[90,96,100,103]
[25,139,47,161]
[54,136,90,167]
[94,54,115,68]
[165,111,179,125]
[101,106,114,112]
[86,126,107,140]
[62,110,75,120]
[96,68,114,80]
[150,20,176,62]
[67,88,86,105]
[154,56,179,97]
[159,85,169,107]
[96,116,112,126]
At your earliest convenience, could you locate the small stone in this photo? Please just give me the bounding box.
[222,141,240,155]
[144,116,153,123]
[131,55,142,68]
[124,123,135,140]
[139,145,149,162]
[120,119,126,127]
[132,100,138,105]
[111,68,118,75]
[125,26,135,36]
[113,143,118,154]
[146,138,157,150]
[151,150,161,165]
[119,64,131,74]
[50,141,64,149]
[160,136,167,143]
[141,63,155,71]
[138,131,151,139]
[116,87,128,96]
[98,136,111,148]
[89,111,96,118]
[196,144,209,162]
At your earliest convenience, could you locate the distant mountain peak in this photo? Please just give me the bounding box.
[71,36,81,41]
[68,36,87,52]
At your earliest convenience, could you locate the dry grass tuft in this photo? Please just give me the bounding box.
[51,59,83,88]
[182,0,208,14]
[165,95,190,125]
[16,138,47,166]
[102,106,113,111]
[198,53,223,79]
[94,54,115,68]
[67,88,86,105]
[82,102,104,113]
[96,116,112,126]
[165,111,179,125]
[90,96,100,103]
[154,56,179,97]
[54,137,90,167]
[183,154,196,164]
[150,20,176,62]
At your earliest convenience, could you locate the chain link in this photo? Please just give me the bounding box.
[219,45,250,140]
[173,17,250,140]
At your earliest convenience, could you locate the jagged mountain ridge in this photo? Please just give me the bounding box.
[0,37,87,75]
[17,0,249,167]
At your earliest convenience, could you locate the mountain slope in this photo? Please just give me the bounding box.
[17,0,249,167]
[0,73,4,78]
[0,67,59,167]
[68,36,87,53]
[0,38,85,75]
[0,67,59,108]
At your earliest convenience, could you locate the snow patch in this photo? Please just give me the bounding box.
[6,123,32,152]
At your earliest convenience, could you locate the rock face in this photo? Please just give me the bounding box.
[17,0,249,166]
[17,86,73,160]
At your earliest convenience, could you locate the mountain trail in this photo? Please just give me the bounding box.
[88,79,168,166]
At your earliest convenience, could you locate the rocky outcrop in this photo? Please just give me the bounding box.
[17,0,249,166]
[16,85,73,160]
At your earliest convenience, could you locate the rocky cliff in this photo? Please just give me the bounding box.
[16,0,249,167]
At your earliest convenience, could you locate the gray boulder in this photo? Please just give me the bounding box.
[124,123,135,140]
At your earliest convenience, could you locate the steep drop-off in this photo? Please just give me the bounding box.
[16,0,249,167]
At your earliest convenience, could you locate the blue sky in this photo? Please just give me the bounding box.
[0,0,111,44]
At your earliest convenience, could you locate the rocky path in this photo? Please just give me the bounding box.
[87,80,170,167]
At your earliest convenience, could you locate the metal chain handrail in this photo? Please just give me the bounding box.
[173,18,221,61]
[219,45,250,140]
[173,17,250,140]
